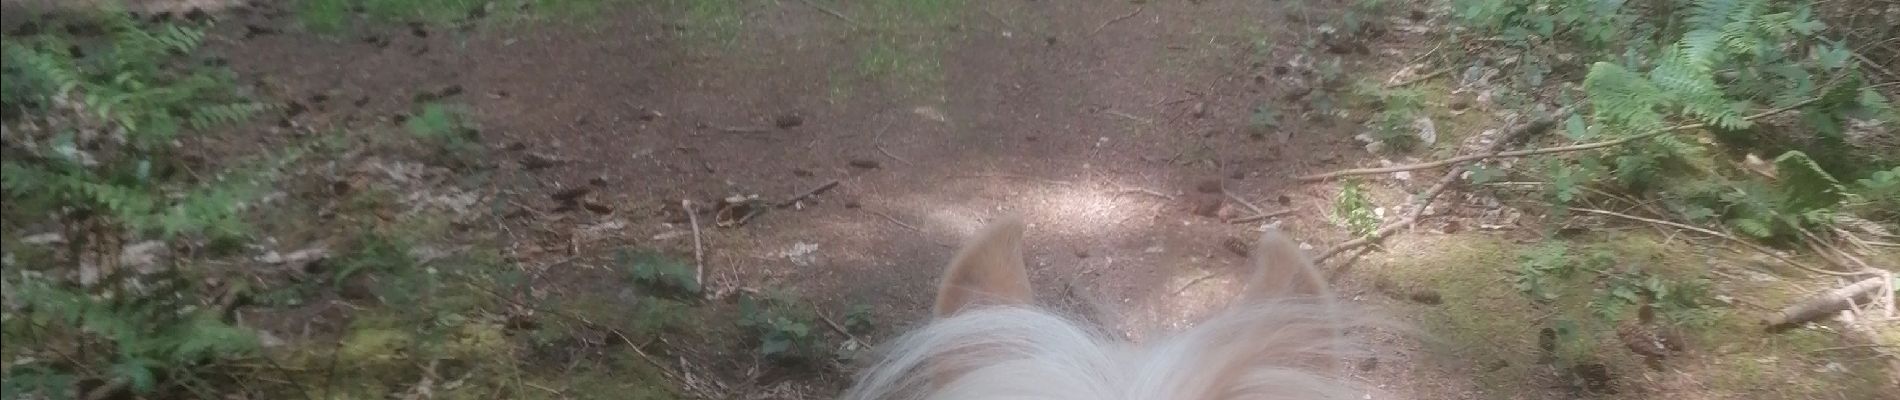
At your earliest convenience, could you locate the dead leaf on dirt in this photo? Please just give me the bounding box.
[579,219,628,242]
[259,246,331,275]
[782,242,820,267]
[1412,116,1437,147]
[913,106,948,123]
[521,152,565,170]
[550,186,592,202]
[1384,64,1427,86]
[119,241,168,275]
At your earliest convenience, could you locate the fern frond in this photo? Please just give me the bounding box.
[1650,53,1750,129]
[187,102,267,130]
[1772,150,1847,211]
[2,40,82,97]
[1584,62,1671,131]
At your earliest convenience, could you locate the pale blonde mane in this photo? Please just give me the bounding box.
[842,218,1373,400]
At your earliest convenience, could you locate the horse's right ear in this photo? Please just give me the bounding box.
[933,217,1033,317]
[1241,228,1329,300]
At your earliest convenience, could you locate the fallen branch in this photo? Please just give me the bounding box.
[1228,208,1296,224]
[1091,6,1144,35]
[1763,276,1889,330]
[1299,97,1826,182]
[777,179,842,208]
[683,200,706,288]
[1223,189,1267,216]
[715,126,770,134]
[810,300,867,346]
[1112,187,1174,200]
[877,146,913,166]
[1569,207,1864,277]
[870,210,922,232]
[1313,115,1556,263]
[1384,67,1452,88]
[1300,113,1562,182]
[795,0,858,26]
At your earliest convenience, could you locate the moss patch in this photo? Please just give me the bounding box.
[1367,232,1893,398]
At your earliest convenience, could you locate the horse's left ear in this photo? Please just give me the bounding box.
[933,217,1033,317]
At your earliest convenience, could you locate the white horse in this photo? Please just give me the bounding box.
[843,217,1370,400]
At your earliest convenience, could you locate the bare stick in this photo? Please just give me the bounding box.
[878,146,913,166]
[1224,190,1267,216]
[1091,6,1144,35]
[957,173,1076,186]
[683,200,706,287]
[777,179,842,208]
[796,0,858,26]
[1298,96,1835,182]
[810,300,866,345]
[1300,113,1563,182]
[1112,187,1175,200]
[1384,67,1452,88]
[870,210,922,232]
[715,126,771,134]
[1228,208,1296,224]
[1763,276,1888,329]
[1569,207,1864,277]
[1172,271,1226,296]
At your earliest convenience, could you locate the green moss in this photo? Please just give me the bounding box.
[1372,233,1892,398]
[339,327,415,365]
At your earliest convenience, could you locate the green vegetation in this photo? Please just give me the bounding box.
[1332,179,1382,238]
[0,10,272,398]
[737,289,822,362]
[296,0,636,33]
[1331,0,1898,395]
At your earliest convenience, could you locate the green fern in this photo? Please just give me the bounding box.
[1583,62,1669,131]
[1773,150,1847,212]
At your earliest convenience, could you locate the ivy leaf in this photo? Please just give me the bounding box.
[109,358,159,393]
[1467,164,1504,184]
[1811,44,1849,70]
[1563,113,1589,140]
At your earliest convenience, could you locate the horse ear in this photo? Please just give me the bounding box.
[933,217,1033,317]
[1241,228,1329,301]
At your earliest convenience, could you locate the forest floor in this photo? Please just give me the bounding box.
[3,0,1894,399]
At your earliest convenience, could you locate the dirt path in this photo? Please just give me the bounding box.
[212,0,1491,397]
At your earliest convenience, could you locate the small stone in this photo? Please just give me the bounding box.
[1356,356,1380,371]
[1408,288,1443,305]
[551,186,593,202]
[775,114,805,129]
[1195,179,1224,193]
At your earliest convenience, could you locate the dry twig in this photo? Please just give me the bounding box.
[777,179,842,208]
[795,0,858,26]
[1299,98,1822,182]
[1092,6,1144,35]
[878,146,914,166]
[683,200,706,288]
[1228,209,1296,224]
[811,301,867,345]
[1569,207,1864,277]
[871,210,923,232]
[1223,189,1267,216]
